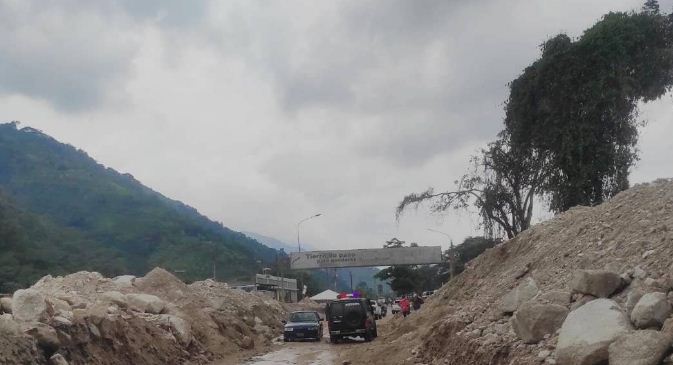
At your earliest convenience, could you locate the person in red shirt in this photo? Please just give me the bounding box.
[399,296,411,318]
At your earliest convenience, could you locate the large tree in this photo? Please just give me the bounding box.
[398,139,548,239]
[504,7,673,211]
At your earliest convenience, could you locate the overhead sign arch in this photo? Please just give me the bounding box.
[289,246,443,269]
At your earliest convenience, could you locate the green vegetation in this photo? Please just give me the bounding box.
[399,2,673,238]
[375,237,497,295]
[0,122,279,290]
[504,4,673,212]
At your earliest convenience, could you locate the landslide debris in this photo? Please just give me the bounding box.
[339,178,673,365]
[0,268,286,365]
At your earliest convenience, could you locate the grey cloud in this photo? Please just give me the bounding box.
[119,0,208,28]
[0,1,139,111]
[0,0,209,112]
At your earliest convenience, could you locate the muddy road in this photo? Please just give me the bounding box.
[236,315,395,365]
[242,341,337,365]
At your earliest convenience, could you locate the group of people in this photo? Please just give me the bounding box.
[398,294,424,318]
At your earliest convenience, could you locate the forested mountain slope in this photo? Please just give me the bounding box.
[0,122,278,290]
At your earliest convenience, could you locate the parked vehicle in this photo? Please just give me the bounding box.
[326,298,378,343]
[282,311,323,342]
[391,299,401,314]
[422,290,436,298]
[370,300,382,320]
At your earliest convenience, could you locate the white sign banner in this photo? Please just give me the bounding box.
[290,246,443,269]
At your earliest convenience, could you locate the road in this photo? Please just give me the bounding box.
[243,341,337,365]
[240,315,392,365]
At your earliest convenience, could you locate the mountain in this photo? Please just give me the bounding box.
[0,122,279,290]
[243,231,301,253]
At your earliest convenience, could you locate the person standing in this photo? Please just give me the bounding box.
[412,294,424,311]
[400,296,411,318]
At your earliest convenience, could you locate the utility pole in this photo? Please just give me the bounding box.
[297,213,322,252]
[427,228,456,280]
[349,271,353,292]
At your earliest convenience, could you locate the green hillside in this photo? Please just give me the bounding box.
[0,122,279,289]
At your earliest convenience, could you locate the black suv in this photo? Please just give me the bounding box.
[325,298,378,343]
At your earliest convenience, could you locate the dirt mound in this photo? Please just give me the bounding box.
[0,268,287,364]
[339,178,673,365]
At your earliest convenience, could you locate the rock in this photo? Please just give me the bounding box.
[570,294,597,312]
[557,299,633,365]
[626,288,645,316]
[569,270,622,298]
[49,353,69,365]
[0,313,21,335]
[100,291,127,307]
[126,293,166,314]
[0,297,12,314]
[511,303,568,343]
[51,316,73,328]
[46,297,71,314]
[240,335,254,349]
[538,350,551,359]
[159,315,192,345]
[25,323,60,352]
[634,266,648,280]
[112,275,136,287]
[538,291,571,307]
[88,323,101,338]
[631,292,671,329]
[501,278,538,314]
[608,330,669,365]
[12,289,49,322]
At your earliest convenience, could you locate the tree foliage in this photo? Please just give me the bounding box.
[399,3,673,238]
[504,6,673,211]
[0,122,281,289]
[398,139,548,239]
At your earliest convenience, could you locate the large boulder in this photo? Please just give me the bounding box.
[159,314,192,345]
[126,293,166,314]
[500,278,539,314]
[0,314,21,335]
[557,299,633,365]
[608,330,670,365]
[511,303,568,343]
[631,292,671,329]
[537,290,571,307]
[25,323,60,353]
[570,270,622,298]
[0,297,12,314]
[112,275,136,288]
[100,291,127,307]
[12,289,49,322]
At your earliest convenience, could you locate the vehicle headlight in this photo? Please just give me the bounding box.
[284,327,293,332]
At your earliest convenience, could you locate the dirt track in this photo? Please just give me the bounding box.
[236,314,396,365]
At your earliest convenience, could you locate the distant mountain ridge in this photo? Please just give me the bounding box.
[0,122,279,290]
[243,231,302,253]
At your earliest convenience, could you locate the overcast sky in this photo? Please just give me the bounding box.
[1,0,672,252]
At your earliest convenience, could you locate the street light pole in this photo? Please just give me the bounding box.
[427,228,456,281]
[297,213,322,252]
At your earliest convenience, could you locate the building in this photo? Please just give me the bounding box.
[255,274,298,303]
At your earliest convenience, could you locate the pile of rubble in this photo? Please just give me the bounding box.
[0,267,287,365]
[339,178,673,365]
